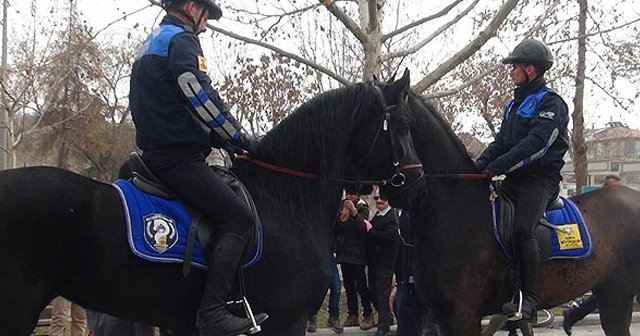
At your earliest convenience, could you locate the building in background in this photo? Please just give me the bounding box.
[561,122,640,195]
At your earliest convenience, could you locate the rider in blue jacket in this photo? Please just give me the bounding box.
[476,38,569,321]
[130,0,266,335]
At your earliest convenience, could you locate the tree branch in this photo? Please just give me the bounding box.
[382,0,463,41]
[423,63,501,99]
[228,3,318,23]
[319,0,369,45]
[548,16,640,45]
[585,76,632,110]
[413,0,520,94]
[210,25,351,86]
[382,0,478,62]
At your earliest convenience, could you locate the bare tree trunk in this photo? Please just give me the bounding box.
[0,0,8,170]
[571,0,588,194]
[360,0,382,80]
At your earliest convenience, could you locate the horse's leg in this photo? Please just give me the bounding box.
[0,283,51,336]
[438,304,483,336]
[594,286,634,336]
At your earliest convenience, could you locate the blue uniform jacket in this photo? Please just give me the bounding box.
[476,77,569,181]
[130,15,242,154]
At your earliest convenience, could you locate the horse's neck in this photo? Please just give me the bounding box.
[417,114,494,243]
[233,161,342,231]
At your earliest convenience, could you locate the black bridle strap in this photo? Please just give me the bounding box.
[357,85,393,170]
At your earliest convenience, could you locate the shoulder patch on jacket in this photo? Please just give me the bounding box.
[539,111,555,120]
[197,55,208,72]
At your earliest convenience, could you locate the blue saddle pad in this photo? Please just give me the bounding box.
[492,196,592,259]
[545,197,592,258]
[113,179,263,269]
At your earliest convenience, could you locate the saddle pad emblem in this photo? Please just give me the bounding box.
[144,213,178,253]
[556,223,583,250]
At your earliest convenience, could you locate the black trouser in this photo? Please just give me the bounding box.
[502,176,559,243]
[341,263,373,317]
[143,150,254,238]
[394,284,426,336]
[368,266,394,333]
[502,175,558,308]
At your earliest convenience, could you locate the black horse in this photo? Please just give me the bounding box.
[401,94,640,336]
[0,73,424,336]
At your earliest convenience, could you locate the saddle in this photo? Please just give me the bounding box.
[124,152,261,275]
[492,180,565,261]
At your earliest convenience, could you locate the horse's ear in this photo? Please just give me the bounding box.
[387,70,398,83]
[384,68,410,104]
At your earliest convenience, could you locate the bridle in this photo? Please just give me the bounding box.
[237,84,423,188]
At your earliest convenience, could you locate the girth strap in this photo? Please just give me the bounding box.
[183,213,203,277]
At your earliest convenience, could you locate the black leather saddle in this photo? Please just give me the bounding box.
[127,152,175,199]
[493,181,564,260]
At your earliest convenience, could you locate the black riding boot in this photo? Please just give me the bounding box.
[518,238,540,321]
[197,233,267,336]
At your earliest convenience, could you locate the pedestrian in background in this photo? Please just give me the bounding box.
[49,297,86,336]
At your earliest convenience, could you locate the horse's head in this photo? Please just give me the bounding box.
[347,70,425,207]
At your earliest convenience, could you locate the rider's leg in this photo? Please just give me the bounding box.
[144,151,267,335]
[506,177,557,320]
[518,238,539,320]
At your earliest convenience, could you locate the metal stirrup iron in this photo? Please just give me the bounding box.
[507,290,524,321]
[236,267,262,334]
[243,295,261,334]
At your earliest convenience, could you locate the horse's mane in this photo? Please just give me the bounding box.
[409,92,476,166]
[257,82,379,171]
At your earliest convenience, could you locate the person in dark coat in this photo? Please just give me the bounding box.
[475,38,569,321]
[130,0,266,334]
[392,210,439,336]
[365,189,400,336]
[336,187,374,330]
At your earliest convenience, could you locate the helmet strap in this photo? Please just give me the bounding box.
[195,9,208,34]
[175,4,203,33]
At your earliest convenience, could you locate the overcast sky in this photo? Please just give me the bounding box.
[4,0,639,130]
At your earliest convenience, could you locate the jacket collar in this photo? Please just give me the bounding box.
[161,14,195,33]
[513,76,546,100]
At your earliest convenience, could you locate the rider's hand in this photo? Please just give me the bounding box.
[238,133,258,156]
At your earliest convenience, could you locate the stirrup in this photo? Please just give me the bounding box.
[228,296,262,334]
[503,290,523,321]
[243,296,262,334]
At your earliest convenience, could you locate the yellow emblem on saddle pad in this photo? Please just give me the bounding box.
[556,223,584,250]
[197,55,208,72]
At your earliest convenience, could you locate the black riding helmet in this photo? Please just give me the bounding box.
[162,0,223,20]
[502,38,554,72]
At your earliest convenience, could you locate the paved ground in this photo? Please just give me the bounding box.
[306,312,640,335]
